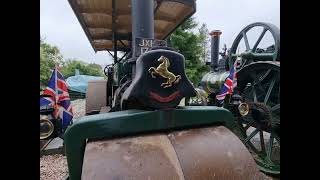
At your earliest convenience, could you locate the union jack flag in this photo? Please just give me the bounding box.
[40,66,73,131]
[216,60,238,105]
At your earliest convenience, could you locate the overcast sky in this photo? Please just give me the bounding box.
[40,0,279,66]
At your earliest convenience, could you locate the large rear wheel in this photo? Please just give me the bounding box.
[236,61,280,175]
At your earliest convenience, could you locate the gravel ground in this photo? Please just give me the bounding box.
[40,154,68,180]
[41,99,86,180]
[70,99,86,120]
[40,99,278,180]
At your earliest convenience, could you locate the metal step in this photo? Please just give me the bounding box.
[40,137,64,157]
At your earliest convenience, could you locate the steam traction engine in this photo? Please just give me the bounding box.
[61,0,273,179]
[190,22,280,175]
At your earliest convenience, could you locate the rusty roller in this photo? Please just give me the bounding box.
[81,126,266,180]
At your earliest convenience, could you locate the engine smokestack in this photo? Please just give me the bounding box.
[209,30,222,72]
[131,0,154,78]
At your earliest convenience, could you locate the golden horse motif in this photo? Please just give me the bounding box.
[148,56,181,88]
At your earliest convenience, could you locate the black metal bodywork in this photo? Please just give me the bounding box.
[122,49,196,109]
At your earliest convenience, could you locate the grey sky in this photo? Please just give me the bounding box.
[40,0,279,66]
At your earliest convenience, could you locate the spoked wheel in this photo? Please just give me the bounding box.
[185,88,208,106]
[236,61,280,175]
[229,22,280,70]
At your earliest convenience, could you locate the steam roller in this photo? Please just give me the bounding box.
[65,108,267,180]
[82,127,265,180]
[64,0,271,179]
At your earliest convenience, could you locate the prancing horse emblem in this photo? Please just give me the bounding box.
[148,56,181,88]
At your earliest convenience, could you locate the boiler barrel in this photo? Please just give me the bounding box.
[200,71,229,94]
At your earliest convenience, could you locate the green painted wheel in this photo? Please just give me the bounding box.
[228,22,280,70]
[236,61,280,175]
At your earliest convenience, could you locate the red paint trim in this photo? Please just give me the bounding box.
[149,91,180,103]
[209,30,222,36]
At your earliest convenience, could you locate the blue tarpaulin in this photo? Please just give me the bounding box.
[66,74,104,93]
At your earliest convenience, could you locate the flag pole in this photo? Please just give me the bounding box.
[55,64,58,104]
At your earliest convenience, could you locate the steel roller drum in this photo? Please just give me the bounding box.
[81,126,265,180]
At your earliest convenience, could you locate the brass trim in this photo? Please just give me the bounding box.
[148,56,181,88]
[238,103,250,116]
[40,116,54,140]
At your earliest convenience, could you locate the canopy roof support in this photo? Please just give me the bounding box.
[68,0,196,52]
[112,0,117,63]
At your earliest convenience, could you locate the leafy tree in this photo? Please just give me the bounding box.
[40,37,64,84]
[180,17,198,30]
[168,17,210,85]
[40,37,104,85]
[198,23,210,64]
[40,38,63,64]
[60,59,104,78]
